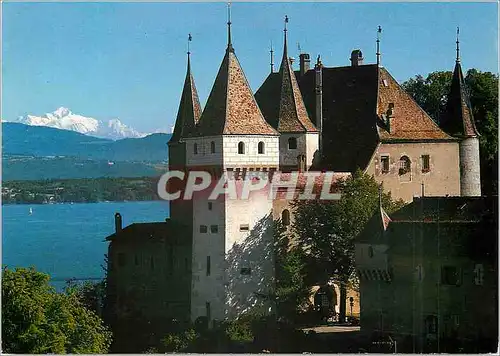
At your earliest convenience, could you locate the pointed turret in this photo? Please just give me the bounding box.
[195,13,277,136]
[440,29,479,138]
[440,28,481,197]
[275,16,317,133]
[170,39,202,143]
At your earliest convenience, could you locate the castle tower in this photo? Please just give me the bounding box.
[440,29,481,196]
[183,7,279,323]
[275,16,318,172]
[168,36,202,226]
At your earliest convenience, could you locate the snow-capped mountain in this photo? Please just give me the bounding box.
[14,107,147,140]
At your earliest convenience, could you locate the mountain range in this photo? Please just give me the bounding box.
[11,107,165,140]
[2,122,172,181]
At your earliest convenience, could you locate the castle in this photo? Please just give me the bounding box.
[105,12,481,345]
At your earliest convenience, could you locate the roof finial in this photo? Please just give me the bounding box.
[270,40,275,73]
[376,25,382,66]
[283,15,289,57]
[187,33,192,56]
[227,1,233,52]
[456,26,460,63]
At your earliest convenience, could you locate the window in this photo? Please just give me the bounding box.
[206,302,211,321]
[381,156,390,174]
[194,143,198,155]
[368,246,374,258]
[239,224,250,232]
[238,141,245,154]
[234,168,241,180]
[282,209,290,226]
[258,141,265,154]
[240,267,252,275]
[210,225,218,233]
[288,137,297,149]
[474,264,484,285]
[421,155,430,173]
[150,256,155,270]
[200,225,208,233]
[185,257,190,272]
[208,202,213,210]
[206,256,211,276]
[118,253,126,267]
[415,265,424,281]
[134,254,139,266]
[399,156,411,175]
[226,168,234,180]
[442,266,462,286]
[425,315,438,334]
[210,141,215,154]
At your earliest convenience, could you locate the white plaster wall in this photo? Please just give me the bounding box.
[305,132,319,168]
[222,135,279,167]
[191,195,226,322]
[224,185,275,319]
[279,133,309,169]
[185,136,224,167]
[460,137,481,197]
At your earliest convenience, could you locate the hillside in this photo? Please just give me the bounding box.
[2,122,172,180]
[3,122,171,162]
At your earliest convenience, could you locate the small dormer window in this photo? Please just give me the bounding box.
[288,137,297,149]
[194,143,198,155]
[210,141,216,154]
[238,142,245,154]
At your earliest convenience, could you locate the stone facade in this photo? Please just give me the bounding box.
[355,197,497,352]
[367,142,461,202]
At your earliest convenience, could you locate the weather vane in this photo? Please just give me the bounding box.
[187,33,192,55]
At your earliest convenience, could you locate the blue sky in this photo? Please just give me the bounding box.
[2,2,498,133]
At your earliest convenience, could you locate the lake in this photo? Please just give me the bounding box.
[2,201,170,290]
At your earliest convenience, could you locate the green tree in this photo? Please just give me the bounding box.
[273,220,310,320]
[2,267,112,354]
[402,69,499,195]
[292,170,404,323]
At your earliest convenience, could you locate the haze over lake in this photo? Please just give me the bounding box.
[2,201,170,289]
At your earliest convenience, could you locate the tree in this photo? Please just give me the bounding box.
[402,69,499,195]
[292,170,404,322]
[2,267,112,354]
[273,220,310,320]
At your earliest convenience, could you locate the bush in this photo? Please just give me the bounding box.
[162,328,197,352]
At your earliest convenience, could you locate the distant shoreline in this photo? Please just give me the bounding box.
[2,176,161,205]
[2,199,164,206]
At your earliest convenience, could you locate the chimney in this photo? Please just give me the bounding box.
[115,212,122,234]
[315,55,323,158]
[299,53,311,76]
[350,49,364,67]
[386,103,394,133]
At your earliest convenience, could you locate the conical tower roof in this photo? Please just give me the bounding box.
[440,35,479,138]
[170,54,202,142]
[196,47,277,136]
[275,17,317,133]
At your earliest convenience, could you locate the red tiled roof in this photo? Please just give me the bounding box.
[170,56,202,142]
[440,61,480,137]
[195,48,278,136]
[275,34,317,133]
[377,68,453,141]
